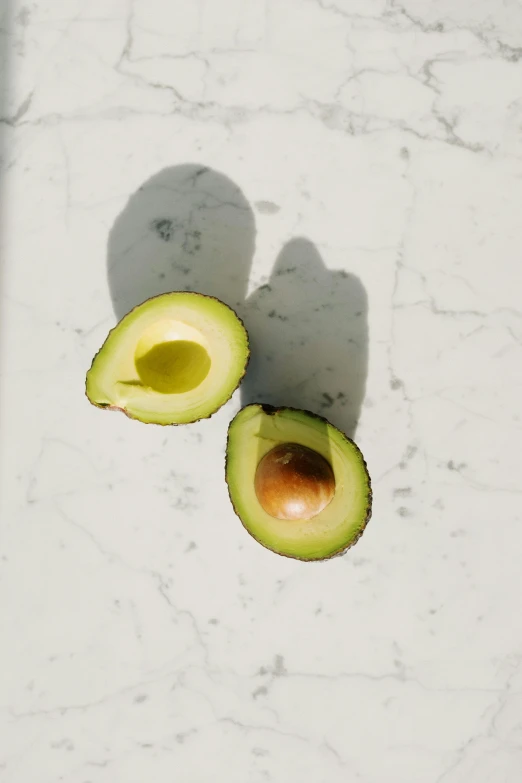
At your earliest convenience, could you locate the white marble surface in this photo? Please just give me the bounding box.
[1,1,522,781]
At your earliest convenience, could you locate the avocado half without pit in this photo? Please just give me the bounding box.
[226,404,372,560]
[86,292,249,425]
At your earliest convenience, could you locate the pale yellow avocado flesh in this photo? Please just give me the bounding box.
[226,405,372,560]
[86,293,249,425]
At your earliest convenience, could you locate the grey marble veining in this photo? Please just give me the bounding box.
[1,1,522,781]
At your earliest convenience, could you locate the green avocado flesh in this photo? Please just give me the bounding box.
[226,404,372,560]
[86,292,249,425]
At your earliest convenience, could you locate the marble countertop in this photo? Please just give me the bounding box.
[2,1,522,781]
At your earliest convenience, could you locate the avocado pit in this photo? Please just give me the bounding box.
[254,442,335,521]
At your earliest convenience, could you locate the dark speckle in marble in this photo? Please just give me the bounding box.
[150,218,175,242]
[50,739,75,751]
[394,487,412,497]
[447,460,467,471]
[255,200,281,215]
[321,392,334,408]
[273,654,287,676]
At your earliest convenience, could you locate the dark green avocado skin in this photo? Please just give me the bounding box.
[225,403,372,561]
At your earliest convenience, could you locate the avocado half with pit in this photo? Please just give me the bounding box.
[226,404,372,560]
[86,292,249,425]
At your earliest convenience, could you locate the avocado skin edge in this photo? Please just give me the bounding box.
[225,403,373,561]
[85,291,250,426]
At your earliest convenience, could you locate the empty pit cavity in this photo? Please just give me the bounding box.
[134,320,211,394]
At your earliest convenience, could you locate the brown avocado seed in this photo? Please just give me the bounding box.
[254,443,335,521]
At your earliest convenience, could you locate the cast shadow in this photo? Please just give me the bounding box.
[107,164,256,320]
[241,238,368,439]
